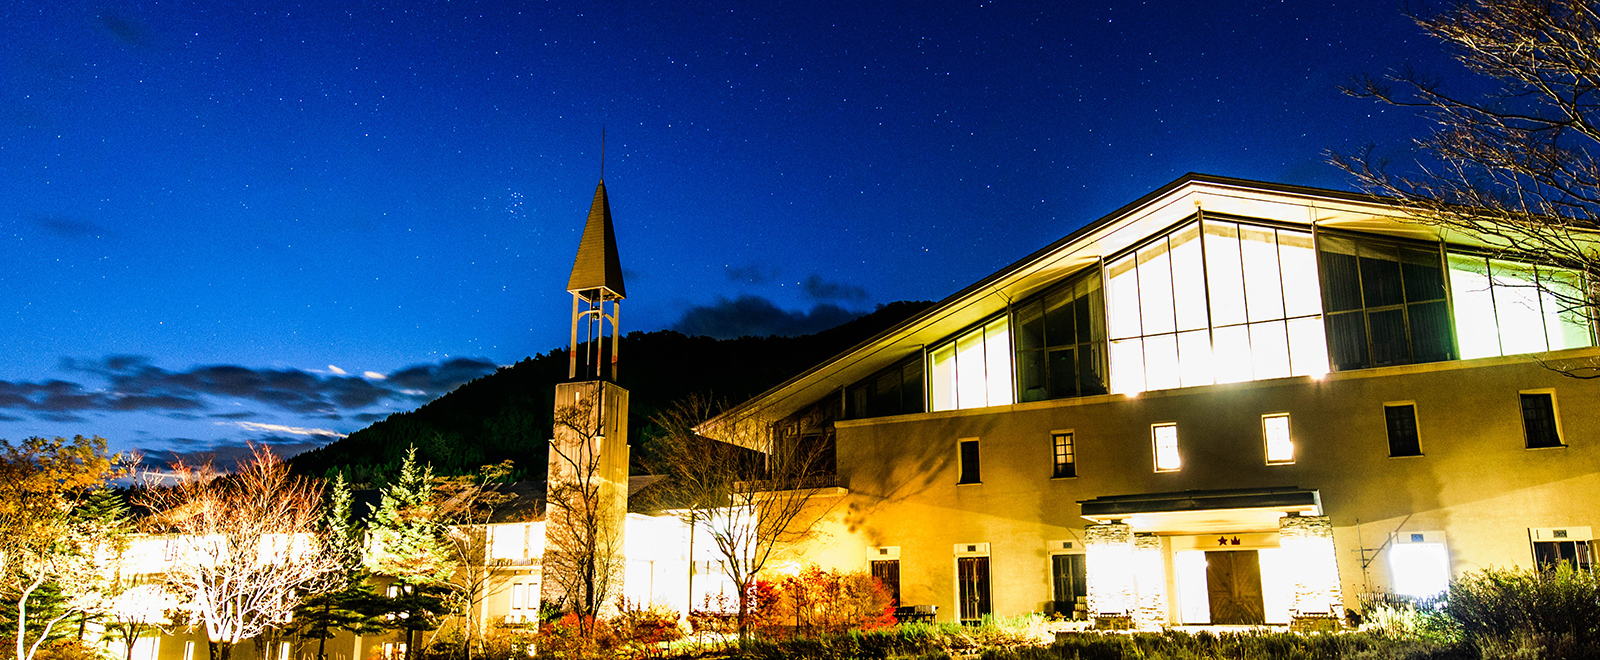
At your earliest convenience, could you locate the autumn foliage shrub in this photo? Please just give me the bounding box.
[752,565,896,638]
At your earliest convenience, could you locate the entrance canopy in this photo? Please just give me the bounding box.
[1079,487,1321,534]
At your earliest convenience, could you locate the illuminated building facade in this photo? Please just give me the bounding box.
[705,174,1600,628]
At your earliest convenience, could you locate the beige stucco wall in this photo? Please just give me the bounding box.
[804,348,1600,623]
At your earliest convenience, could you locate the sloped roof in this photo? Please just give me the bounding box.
[567,180,627,300]
[700,173,1438,432]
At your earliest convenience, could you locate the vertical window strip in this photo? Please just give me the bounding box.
[930,316,1015,411]
[1521,392,1562,449]
[1152,423,1181,472]
[958,438,981,483]
[1263,414,1294,464]
[1384,403,1422,457]
[1052,432,1076,478]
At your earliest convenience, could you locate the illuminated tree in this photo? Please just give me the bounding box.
[136,445,335,660]
[647,395,835,644]
[432,461,518,660]
[363,447,454,660]
[1333,0,1600,376]
[0,436,126,660]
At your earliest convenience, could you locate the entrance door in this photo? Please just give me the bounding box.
[1205,550,1265,624]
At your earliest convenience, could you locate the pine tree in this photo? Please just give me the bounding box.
[361,446,454,660]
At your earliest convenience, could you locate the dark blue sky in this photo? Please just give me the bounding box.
[0,0,1471,461]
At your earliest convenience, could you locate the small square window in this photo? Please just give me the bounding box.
[1521,392,1563,449]
[1385,403,1422,457]
[1052,432,1076,478]
[1263,414,1294,464]
[1152,423,1180,472]
[958,438,981,484]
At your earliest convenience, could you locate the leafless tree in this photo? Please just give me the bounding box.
[136,445,338,660]
[1332,0,1600,375]
[432,461,518,660]
[647,395,835,644]
[542,395,626,648]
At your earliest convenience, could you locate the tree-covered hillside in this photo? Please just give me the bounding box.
[288,301,933,485]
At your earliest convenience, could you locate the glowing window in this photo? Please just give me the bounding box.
[1448,253,1594,359]
[1107,220,1326,395]
[1263,413,1293,464]
[1051,432,1076,478]
[1389,541,1450,597]
[929,316,1014,411]
[1152,423,1181,472]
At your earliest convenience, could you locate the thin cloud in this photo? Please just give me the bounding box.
[670,295,864,339]
[43,355,497,415]
[221,421,347,438]
[32,215,106,239]
[328,365,348,375]
[800,275,868,303]
[726,264,778,285]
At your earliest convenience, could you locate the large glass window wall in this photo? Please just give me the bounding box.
[1447,253,1594,358]
[845,354,926,419]
[1015,269,1107,402]
[1319,235,1453,370]
[929,315,1014,412]
[1105,219,1328,395]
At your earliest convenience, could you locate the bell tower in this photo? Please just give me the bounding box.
[541,174,631,616]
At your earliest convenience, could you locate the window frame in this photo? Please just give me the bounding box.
[1520,389,1564,449]
[1104,213,1329,395]
[1446,250,1597,359]
[1316,229,1456,371]
[927,314,1015,412]
[1051,430,1077,479]
[1384,401,1423,458]
[1152,422,1181,472]
[1014,267,1109,403]
[957,437,981,484]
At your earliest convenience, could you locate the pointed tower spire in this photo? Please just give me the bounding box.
[566,180,627,300]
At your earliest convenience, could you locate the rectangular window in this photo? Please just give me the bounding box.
[871,560,902,606]
[845,354,926,419]
[1320,234,1454,371]
[1152,423,1181,472]
[1107,220,1327,395]
[1052,432,1076,478]
[1533,540,1594,572]
[1521,392,1563,449]
[1016,269,1107,402]
[1448,253,1594,359]
[1385,403,1422,457]
[958,438,981,484]
[1051,554,1087,618]
[1263,413,1294,464]
[929,316,1014,411]
[957,556,992,624]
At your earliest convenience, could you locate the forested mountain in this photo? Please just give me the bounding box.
[288,301,934,485]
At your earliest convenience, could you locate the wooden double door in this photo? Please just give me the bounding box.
[1205,550,1265,625]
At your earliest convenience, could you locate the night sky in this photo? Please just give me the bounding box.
[1,0,1476,463]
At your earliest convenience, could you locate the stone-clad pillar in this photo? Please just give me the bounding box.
[1132,533,1167,631]
[1279,514,1343,620]
[1084,523,1135,621]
